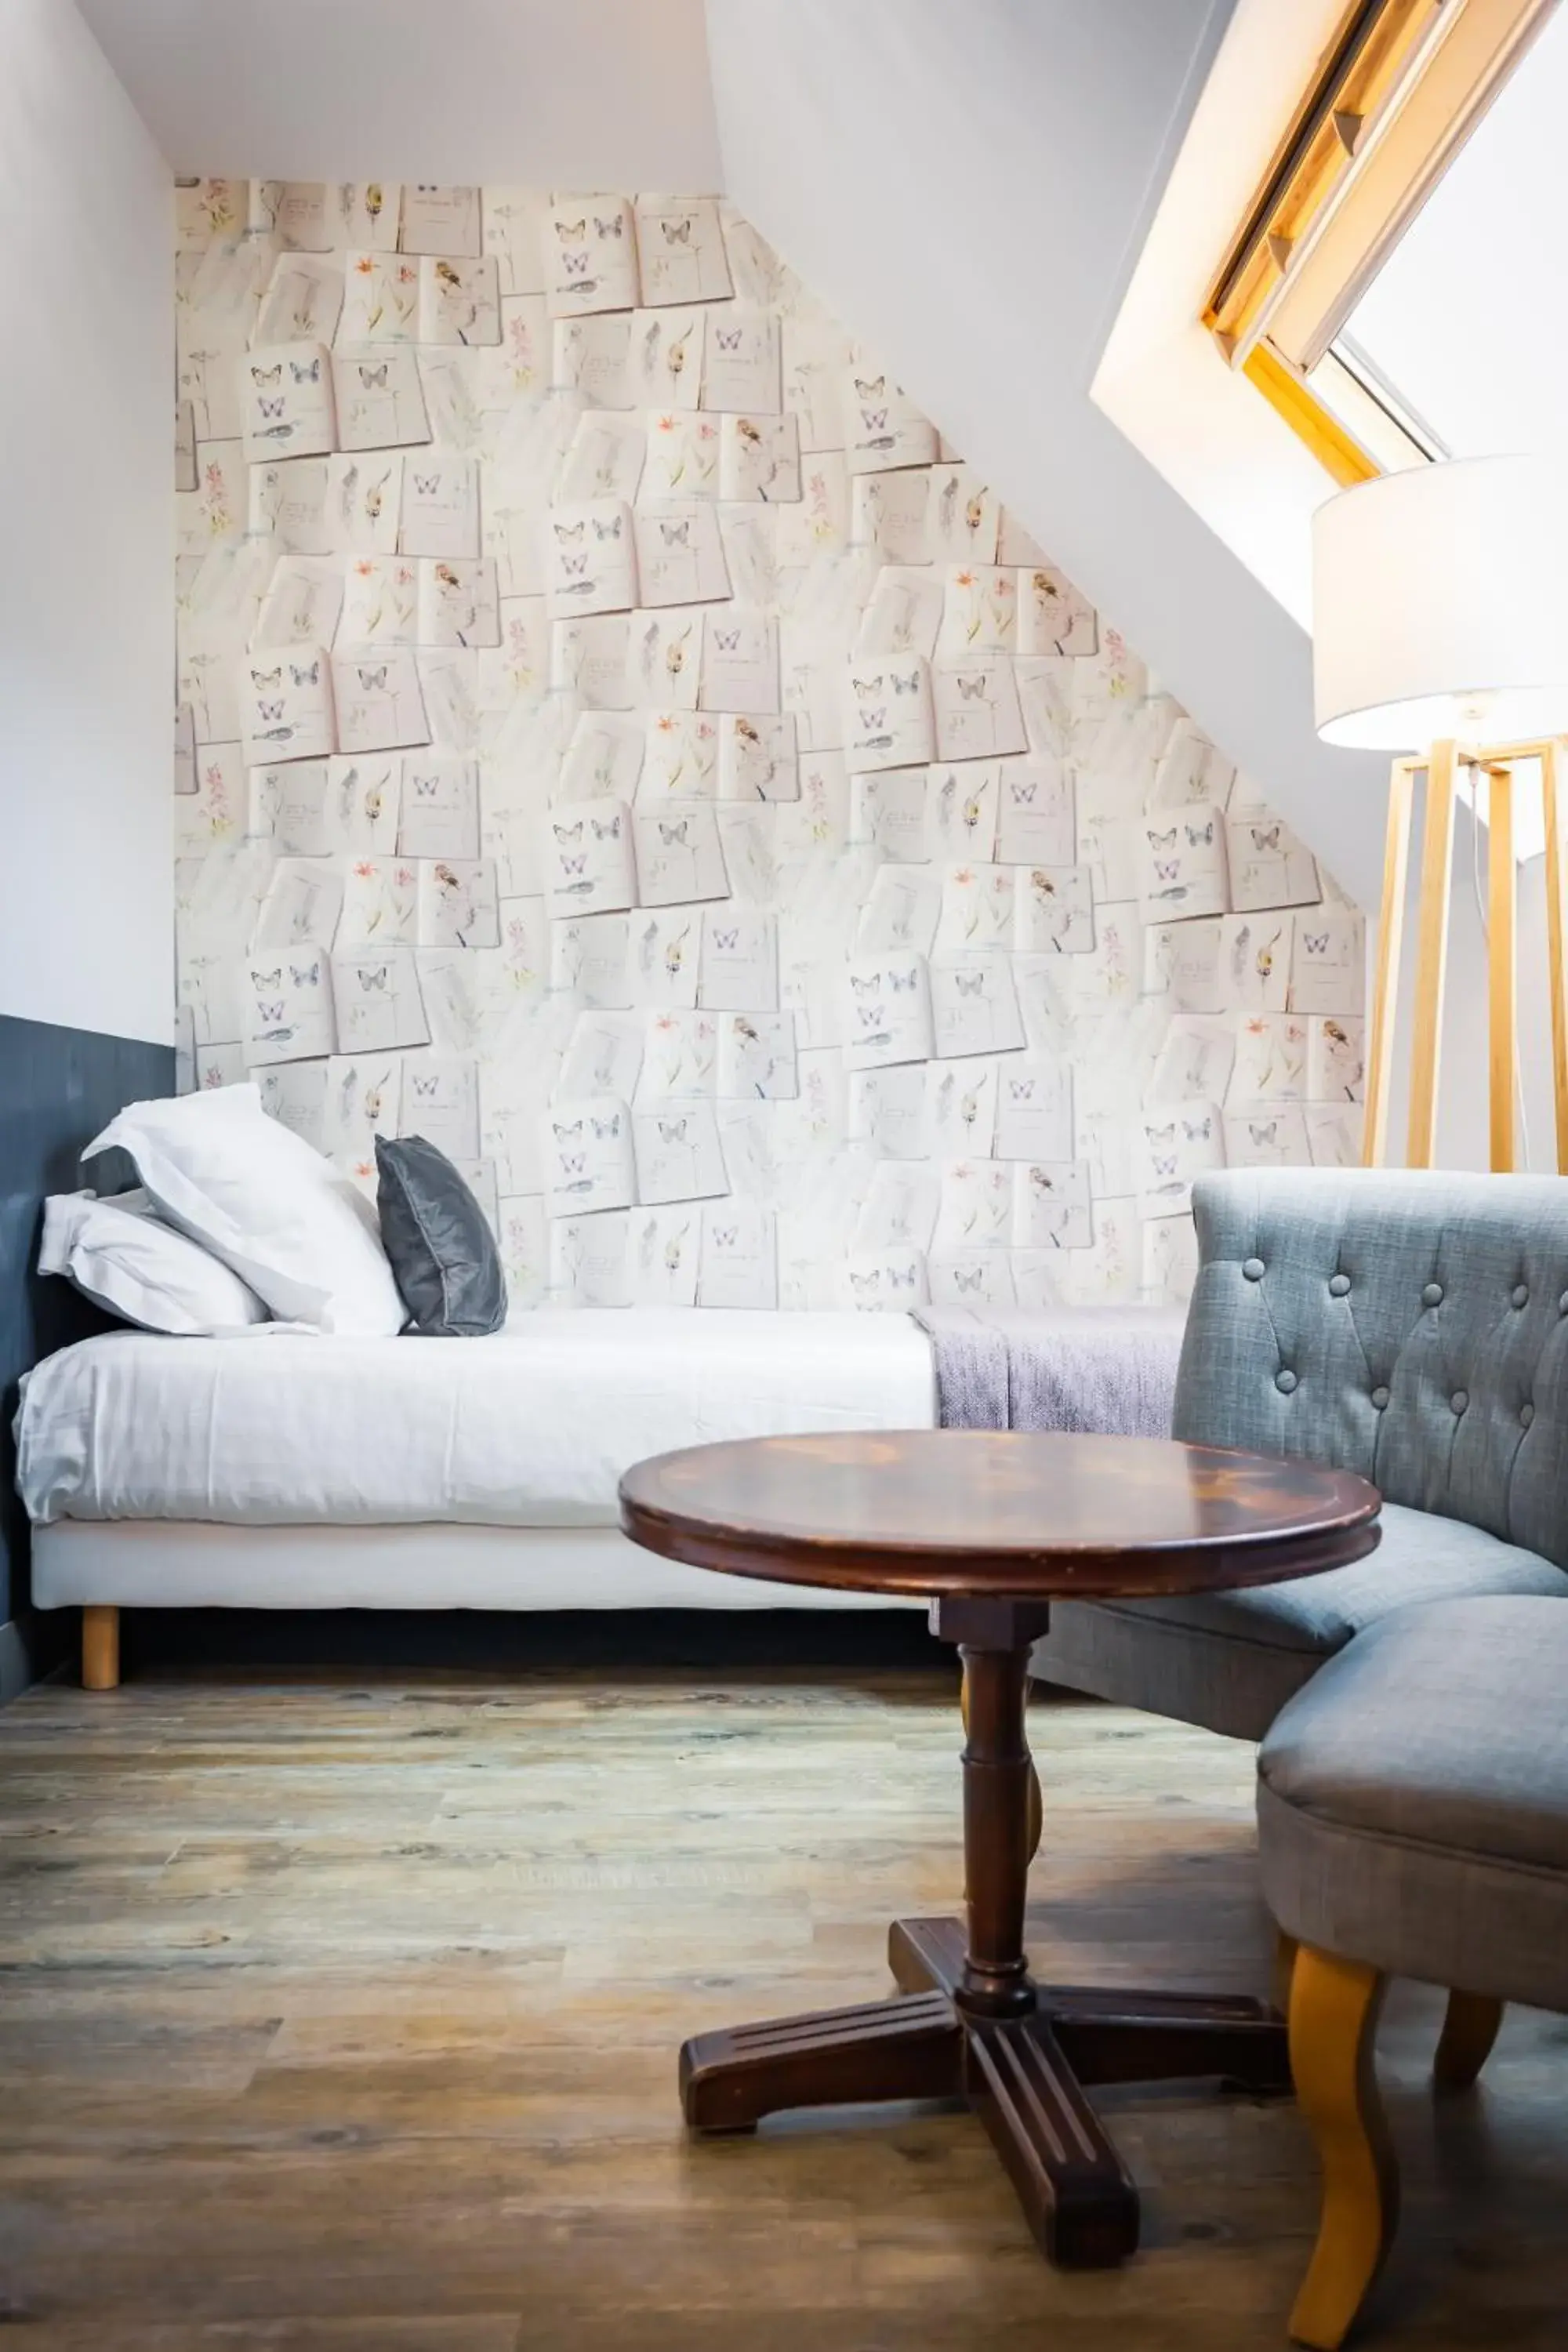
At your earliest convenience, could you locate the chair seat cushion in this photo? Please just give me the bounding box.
[1258,1596,1568,2010]
[1032,1501,1566,1741]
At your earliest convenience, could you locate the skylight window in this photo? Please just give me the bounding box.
[1330,2,1568,458]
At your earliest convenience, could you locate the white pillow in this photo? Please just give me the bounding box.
[85,1084,406,1335]
[40,1189,271,1336]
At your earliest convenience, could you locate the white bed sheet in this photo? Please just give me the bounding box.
[16,1312,937,1530]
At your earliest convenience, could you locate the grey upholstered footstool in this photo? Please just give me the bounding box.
[1256,1595,1568,2347]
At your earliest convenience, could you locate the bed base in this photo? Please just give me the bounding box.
[43,1523,920,1690]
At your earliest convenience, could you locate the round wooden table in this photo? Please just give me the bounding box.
[619,1428,1381,2270]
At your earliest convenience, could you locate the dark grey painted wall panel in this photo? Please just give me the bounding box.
[0,1014,172,1690]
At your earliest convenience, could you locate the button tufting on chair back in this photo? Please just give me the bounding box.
[1174,1170,1568,1570]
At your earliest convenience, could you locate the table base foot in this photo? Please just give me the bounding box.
[682,1914,1294,2268]
[680,1988,962,2132]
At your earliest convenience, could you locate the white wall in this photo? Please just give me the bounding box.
[0,0,172,1044]
[76,0,722,188]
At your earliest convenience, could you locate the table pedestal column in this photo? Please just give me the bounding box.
[677,1598,1291,2269]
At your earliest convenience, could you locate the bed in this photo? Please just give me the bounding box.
[17,1312,940,1680]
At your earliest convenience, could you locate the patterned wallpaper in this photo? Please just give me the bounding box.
[172,177,1367,1312]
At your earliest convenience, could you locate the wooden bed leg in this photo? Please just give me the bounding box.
[82,1606,120,1691]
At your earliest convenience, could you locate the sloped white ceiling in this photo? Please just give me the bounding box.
[74,0,723,186]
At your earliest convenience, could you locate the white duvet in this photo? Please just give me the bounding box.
[15,1312,938,1529]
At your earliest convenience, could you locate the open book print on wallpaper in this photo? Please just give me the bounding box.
[171,175,1365,1310]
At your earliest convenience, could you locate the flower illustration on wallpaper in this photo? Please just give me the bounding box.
[201,762,235,838]
[200,1061,227,1090]
[198,182,238,235]
[506,310,541,387]
[201,460,233,539]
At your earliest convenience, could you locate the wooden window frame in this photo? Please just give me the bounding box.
[1206,0,1559,481]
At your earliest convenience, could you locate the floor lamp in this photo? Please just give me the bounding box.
[1312,455,1568,1173]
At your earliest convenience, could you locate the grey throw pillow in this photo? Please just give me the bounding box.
[374,1136,507,1337]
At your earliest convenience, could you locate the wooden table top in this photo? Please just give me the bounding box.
[619,1429,1381,1599]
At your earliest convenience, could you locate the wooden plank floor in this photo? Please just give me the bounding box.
[1,1658,1565,2348]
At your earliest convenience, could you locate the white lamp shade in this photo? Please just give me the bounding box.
[1312,455,1568,750]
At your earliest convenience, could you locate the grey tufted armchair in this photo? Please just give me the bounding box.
[1033,1167,1568,1740]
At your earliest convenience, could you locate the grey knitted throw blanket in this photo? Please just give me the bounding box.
[913,1305,1187,1436]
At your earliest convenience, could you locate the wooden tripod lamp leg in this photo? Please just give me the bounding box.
[1287,1946,1398,2351]
[1486,763,1516,1172]
[1363,760,1414,1167]
[82,1606,120,1691]
[1405,741,1457,1170]
[1542,741,1568,1173]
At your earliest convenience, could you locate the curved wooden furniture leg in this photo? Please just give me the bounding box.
[1432,1989,1503,2092]
[1287,1945,1398,2352]
[82,1606,120,1692]
[961,1659,1044,1868]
